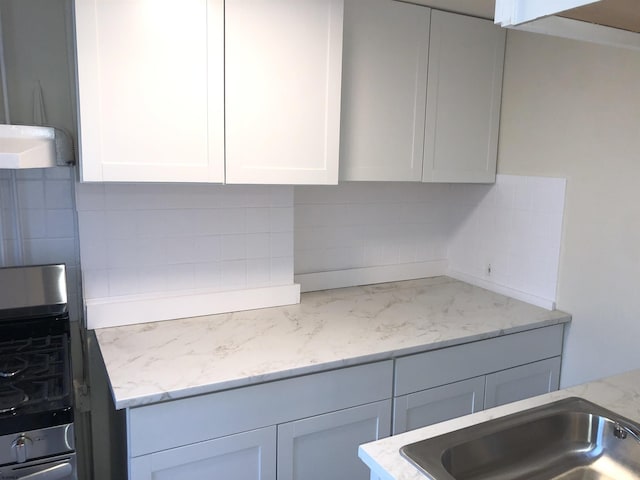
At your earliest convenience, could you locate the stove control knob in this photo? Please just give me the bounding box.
[12,435,32,463]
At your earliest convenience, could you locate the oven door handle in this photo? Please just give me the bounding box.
[17,462,73,480]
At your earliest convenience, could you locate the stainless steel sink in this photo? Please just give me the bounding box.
[400,397,640,480]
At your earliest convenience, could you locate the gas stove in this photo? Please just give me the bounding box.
[0,265,76,480]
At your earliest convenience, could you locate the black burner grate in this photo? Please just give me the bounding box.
[0,334,69,414]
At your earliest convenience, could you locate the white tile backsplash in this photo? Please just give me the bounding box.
[294,183,453,275]
[0,168,82,322]
[1,170,565,327]
[295,176,565,308]
[76,184,295,301]
[447,174,566,306]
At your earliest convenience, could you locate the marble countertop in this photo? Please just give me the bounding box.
[359,368,640,480]
[94,276,570,409]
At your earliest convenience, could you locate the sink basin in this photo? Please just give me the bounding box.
[400,397,640,480]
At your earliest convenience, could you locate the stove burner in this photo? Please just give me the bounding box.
[0,385,29,414]
[0,355,28,378]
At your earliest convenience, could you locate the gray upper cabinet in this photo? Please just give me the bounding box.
[339,0,430,181]
[339,1,506,183]
[423,10,506,183]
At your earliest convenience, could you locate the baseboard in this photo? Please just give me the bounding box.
[295,260,448,293]
[85,284,301,329]
[447,269,556,310]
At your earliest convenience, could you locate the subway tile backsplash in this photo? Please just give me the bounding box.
[75,184,294,300]
[0,168,82,322]
[294,183,453,274]
[1,171,564,326]
[295,175,566,308]
[448,174,566,305]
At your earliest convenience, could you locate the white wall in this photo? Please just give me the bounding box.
[0,0,76,134]
[498,29,640,387]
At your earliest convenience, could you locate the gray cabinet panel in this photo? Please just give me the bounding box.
[277,400,391,480]
[393,376,485,434]
[485,357,561,409]
[130,426,276,480]
[129,360,393,457]
[339,0,430,181]
[395,325,564,396]
[423,9,505,183]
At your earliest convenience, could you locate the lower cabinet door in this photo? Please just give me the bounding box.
[129,426,276,480]
[277,399,392,480]
[484,357,561,409]
[392,376,485,435]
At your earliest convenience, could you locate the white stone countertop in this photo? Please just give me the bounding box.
[359,367,640,480]
[94,276,570,409]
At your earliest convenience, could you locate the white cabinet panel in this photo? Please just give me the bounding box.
[225,0,344,185]
[393,376,485,435]
[485,357,562,409]
[339,0,430,181]
[74,0,224,183]
[423,10,505,183]
[277,400,391,480]
[130,426,276,480]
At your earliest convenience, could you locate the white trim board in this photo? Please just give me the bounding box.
[86,284,301,329]
[511,15,640,52]
[295,261,448,293]
[447,269,556,311]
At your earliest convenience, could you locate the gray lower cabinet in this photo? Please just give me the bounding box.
[125,326,565,479]
[129,426,276,480]
[392,376,485,435]
[484,357,561,409]
[126,361,393,480]
[392,325,565,435]
[277,400,391,480]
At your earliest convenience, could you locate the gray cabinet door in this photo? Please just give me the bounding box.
[129,426,276,480]
[485,357,561,409]
[393,376,485,435]
[277,400,392,480]
[423,9,505,183]
[339,0,430,181]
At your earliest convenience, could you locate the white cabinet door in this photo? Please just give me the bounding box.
[129,426,276,480]
[74,0,224,183]
[392,376,485,435]
[225,0,343,185]
[423,10,505,183]
[485,357,561,409]
[339,0,430,181]
[277,400,391,480]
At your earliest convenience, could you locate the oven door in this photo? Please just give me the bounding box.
[0,453,76,480]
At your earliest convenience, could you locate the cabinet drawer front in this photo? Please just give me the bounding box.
[484,357,561,409]
[393,376,485,435]
[129,360,392,457]
[395,325,564,396]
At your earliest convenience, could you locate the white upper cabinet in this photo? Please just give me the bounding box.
[225,0,344,185]
[423,11,505,183]
[74,0,224,183]
[339,0,430,182]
